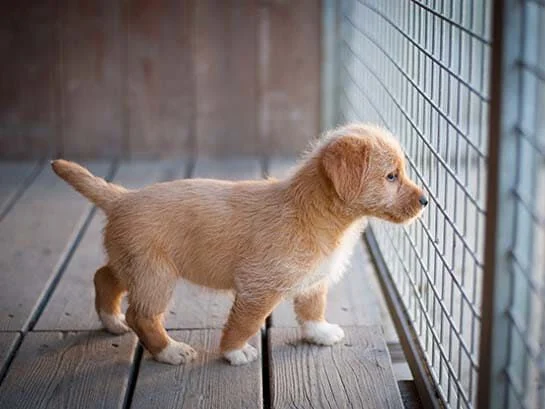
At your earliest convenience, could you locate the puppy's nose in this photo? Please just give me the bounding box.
[419,195,428,207]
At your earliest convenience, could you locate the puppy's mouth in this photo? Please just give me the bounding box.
[400,209,424,225]
[382,207,424,225]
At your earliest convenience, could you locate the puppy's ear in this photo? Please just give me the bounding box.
[321,137,369,202]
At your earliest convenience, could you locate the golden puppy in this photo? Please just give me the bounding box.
[51,123,427,366]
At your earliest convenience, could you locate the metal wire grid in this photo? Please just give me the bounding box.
[338,0,491,407]
[500,1,545,407]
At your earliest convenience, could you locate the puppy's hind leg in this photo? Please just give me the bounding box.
[94,265,130,334]
[125,259,197,365]
[294,282,345,345]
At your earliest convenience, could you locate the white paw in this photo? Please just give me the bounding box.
[302,321,345,345]
[223,343,258,366]
[155,340,197,365]
[99,311,130,335]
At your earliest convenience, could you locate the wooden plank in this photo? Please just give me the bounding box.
[0,332,20,379]
[194,0,259,156]
[0,161,39,218]
[126,0,194,157]
[0,331,137,409]
[132,329,262,409]
[0,162,111,331]
[59,0,123,157]
[0,0,58,158]
[269,326,404,409]
[259,0,320,155]
[35,161,180,331]
[165,158,261,329]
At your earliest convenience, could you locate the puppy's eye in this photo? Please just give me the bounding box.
[386,173,398,182]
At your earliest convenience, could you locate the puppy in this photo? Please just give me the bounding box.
[51,123,427,366]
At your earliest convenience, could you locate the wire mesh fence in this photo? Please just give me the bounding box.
[336,0,544,408]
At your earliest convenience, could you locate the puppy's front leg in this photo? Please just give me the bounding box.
[126,307,197,365]
[294,282,345,345]
[221,293,281,366]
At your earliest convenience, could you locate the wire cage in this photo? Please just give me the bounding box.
[334,0,544,408]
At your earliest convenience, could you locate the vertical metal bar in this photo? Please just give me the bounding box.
[321,0,339,132]
[477,0,523,408]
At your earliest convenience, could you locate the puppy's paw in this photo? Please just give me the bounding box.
[223,343,258,366]
[302,321,345,345]
[99,311,130,335]
[155,340,197,365]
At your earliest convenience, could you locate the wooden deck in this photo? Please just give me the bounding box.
[0,159,421,409]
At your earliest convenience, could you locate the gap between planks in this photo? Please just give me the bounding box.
[0,161,43,222]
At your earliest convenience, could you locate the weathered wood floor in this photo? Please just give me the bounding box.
[0,159,421,409]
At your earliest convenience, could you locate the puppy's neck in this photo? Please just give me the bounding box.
[284,157,362,242]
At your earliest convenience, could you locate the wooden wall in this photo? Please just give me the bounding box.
[0,0,320,159]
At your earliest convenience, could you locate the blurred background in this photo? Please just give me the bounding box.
[0,0,320,159]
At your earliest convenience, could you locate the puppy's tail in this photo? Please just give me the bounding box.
[51,159,128,212]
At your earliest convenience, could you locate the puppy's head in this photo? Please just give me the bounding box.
[320,123,427,224]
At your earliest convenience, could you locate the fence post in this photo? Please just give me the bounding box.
[478,0,527,407]
[320,0,339,132]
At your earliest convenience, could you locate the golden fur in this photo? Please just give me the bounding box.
[51,123,427,365]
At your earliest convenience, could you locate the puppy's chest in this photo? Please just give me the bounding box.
[291,220,366,293]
